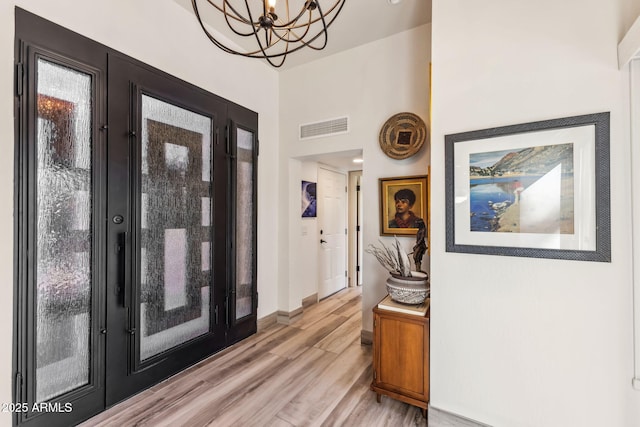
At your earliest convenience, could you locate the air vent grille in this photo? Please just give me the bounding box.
[299,116,349,140]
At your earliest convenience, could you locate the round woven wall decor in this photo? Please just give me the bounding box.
[378,112,428,160]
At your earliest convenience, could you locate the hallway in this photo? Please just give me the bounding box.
[80,287,433,426]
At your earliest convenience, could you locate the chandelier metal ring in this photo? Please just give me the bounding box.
[191,0,347,68]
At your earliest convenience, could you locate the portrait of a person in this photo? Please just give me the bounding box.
[388,188,422,228]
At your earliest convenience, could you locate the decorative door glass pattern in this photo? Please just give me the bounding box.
[35,58,93,402]
[16,13,260,424]
[139,95,212,361]
[235,128,254,320]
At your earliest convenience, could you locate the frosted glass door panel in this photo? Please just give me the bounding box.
[235,128,254,320]
[164,229,187,311]
[35,58,93,401]
[139,95,212,361]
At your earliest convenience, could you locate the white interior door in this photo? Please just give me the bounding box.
[318,168,347,299]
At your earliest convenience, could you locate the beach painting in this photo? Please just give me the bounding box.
[469,143,574,234]
[445,112,610,261]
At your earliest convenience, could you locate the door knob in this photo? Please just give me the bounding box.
[320,239,327,244]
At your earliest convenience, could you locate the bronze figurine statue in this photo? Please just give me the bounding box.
[412,218,427,273]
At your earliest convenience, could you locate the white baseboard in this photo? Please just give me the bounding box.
[428,405,491,427]
[302,293,318,309]
[257,311,277,332]
[277,307,303,325]
[360,329,372,345]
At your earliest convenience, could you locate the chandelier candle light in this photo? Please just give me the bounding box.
[191,0,347,67]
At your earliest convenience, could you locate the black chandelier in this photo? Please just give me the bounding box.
[191,0,347,68]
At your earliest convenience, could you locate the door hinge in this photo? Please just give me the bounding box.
[256,292,259,308]
[345,228,347,235]
[255,139,260,157]
[345,186,348,193]
[356,225,360,232]
[357,265,360,272]
[345,270,347,277]
[356,184,360,192]
[373,370,377,380]
[215,305,219,325]
[16,63,23,97]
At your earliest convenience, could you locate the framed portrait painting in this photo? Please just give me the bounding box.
[380,175,428,236]
[445,112,611,262]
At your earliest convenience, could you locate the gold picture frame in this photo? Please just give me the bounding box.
[380,175,428,236]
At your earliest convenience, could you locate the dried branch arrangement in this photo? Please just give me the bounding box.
[365,237,413,277]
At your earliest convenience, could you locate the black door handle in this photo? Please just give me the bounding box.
[117,232,128,307]
[320,239,327,244]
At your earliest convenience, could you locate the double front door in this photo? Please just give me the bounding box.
[14,9,257,427]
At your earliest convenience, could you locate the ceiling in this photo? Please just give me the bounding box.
[176,0,432,70]
[297,149,364,172]
[175,0,431,171]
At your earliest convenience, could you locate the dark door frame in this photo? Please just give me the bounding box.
[104,52,230,407]
[226,104,259,345]
[13,9,108,426]
[13,8,259,426]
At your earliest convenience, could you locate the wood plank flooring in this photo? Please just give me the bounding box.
[79,287,477,427]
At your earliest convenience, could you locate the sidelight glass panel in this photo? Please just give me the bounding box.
[235,128,254,320]
[35,58,93,402]
[139,95,212,361]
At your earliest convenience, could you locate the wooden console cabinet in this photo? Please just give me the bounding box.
[371,302,430,416]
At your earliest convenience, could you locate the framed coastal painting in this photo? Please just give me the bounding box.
[380,175,428,236]
[445,112,611,262]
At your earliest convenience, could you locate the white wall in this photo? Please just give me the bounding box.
[621,0,640,397]
[431,1,640,426]
[278,24,431,319]
[0,2,279,424]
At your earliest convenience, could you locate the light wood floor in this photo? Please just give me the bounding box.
[80,287,480,427]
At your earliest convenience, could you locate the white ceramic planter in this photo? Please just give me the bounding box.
[386,271,429,304]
